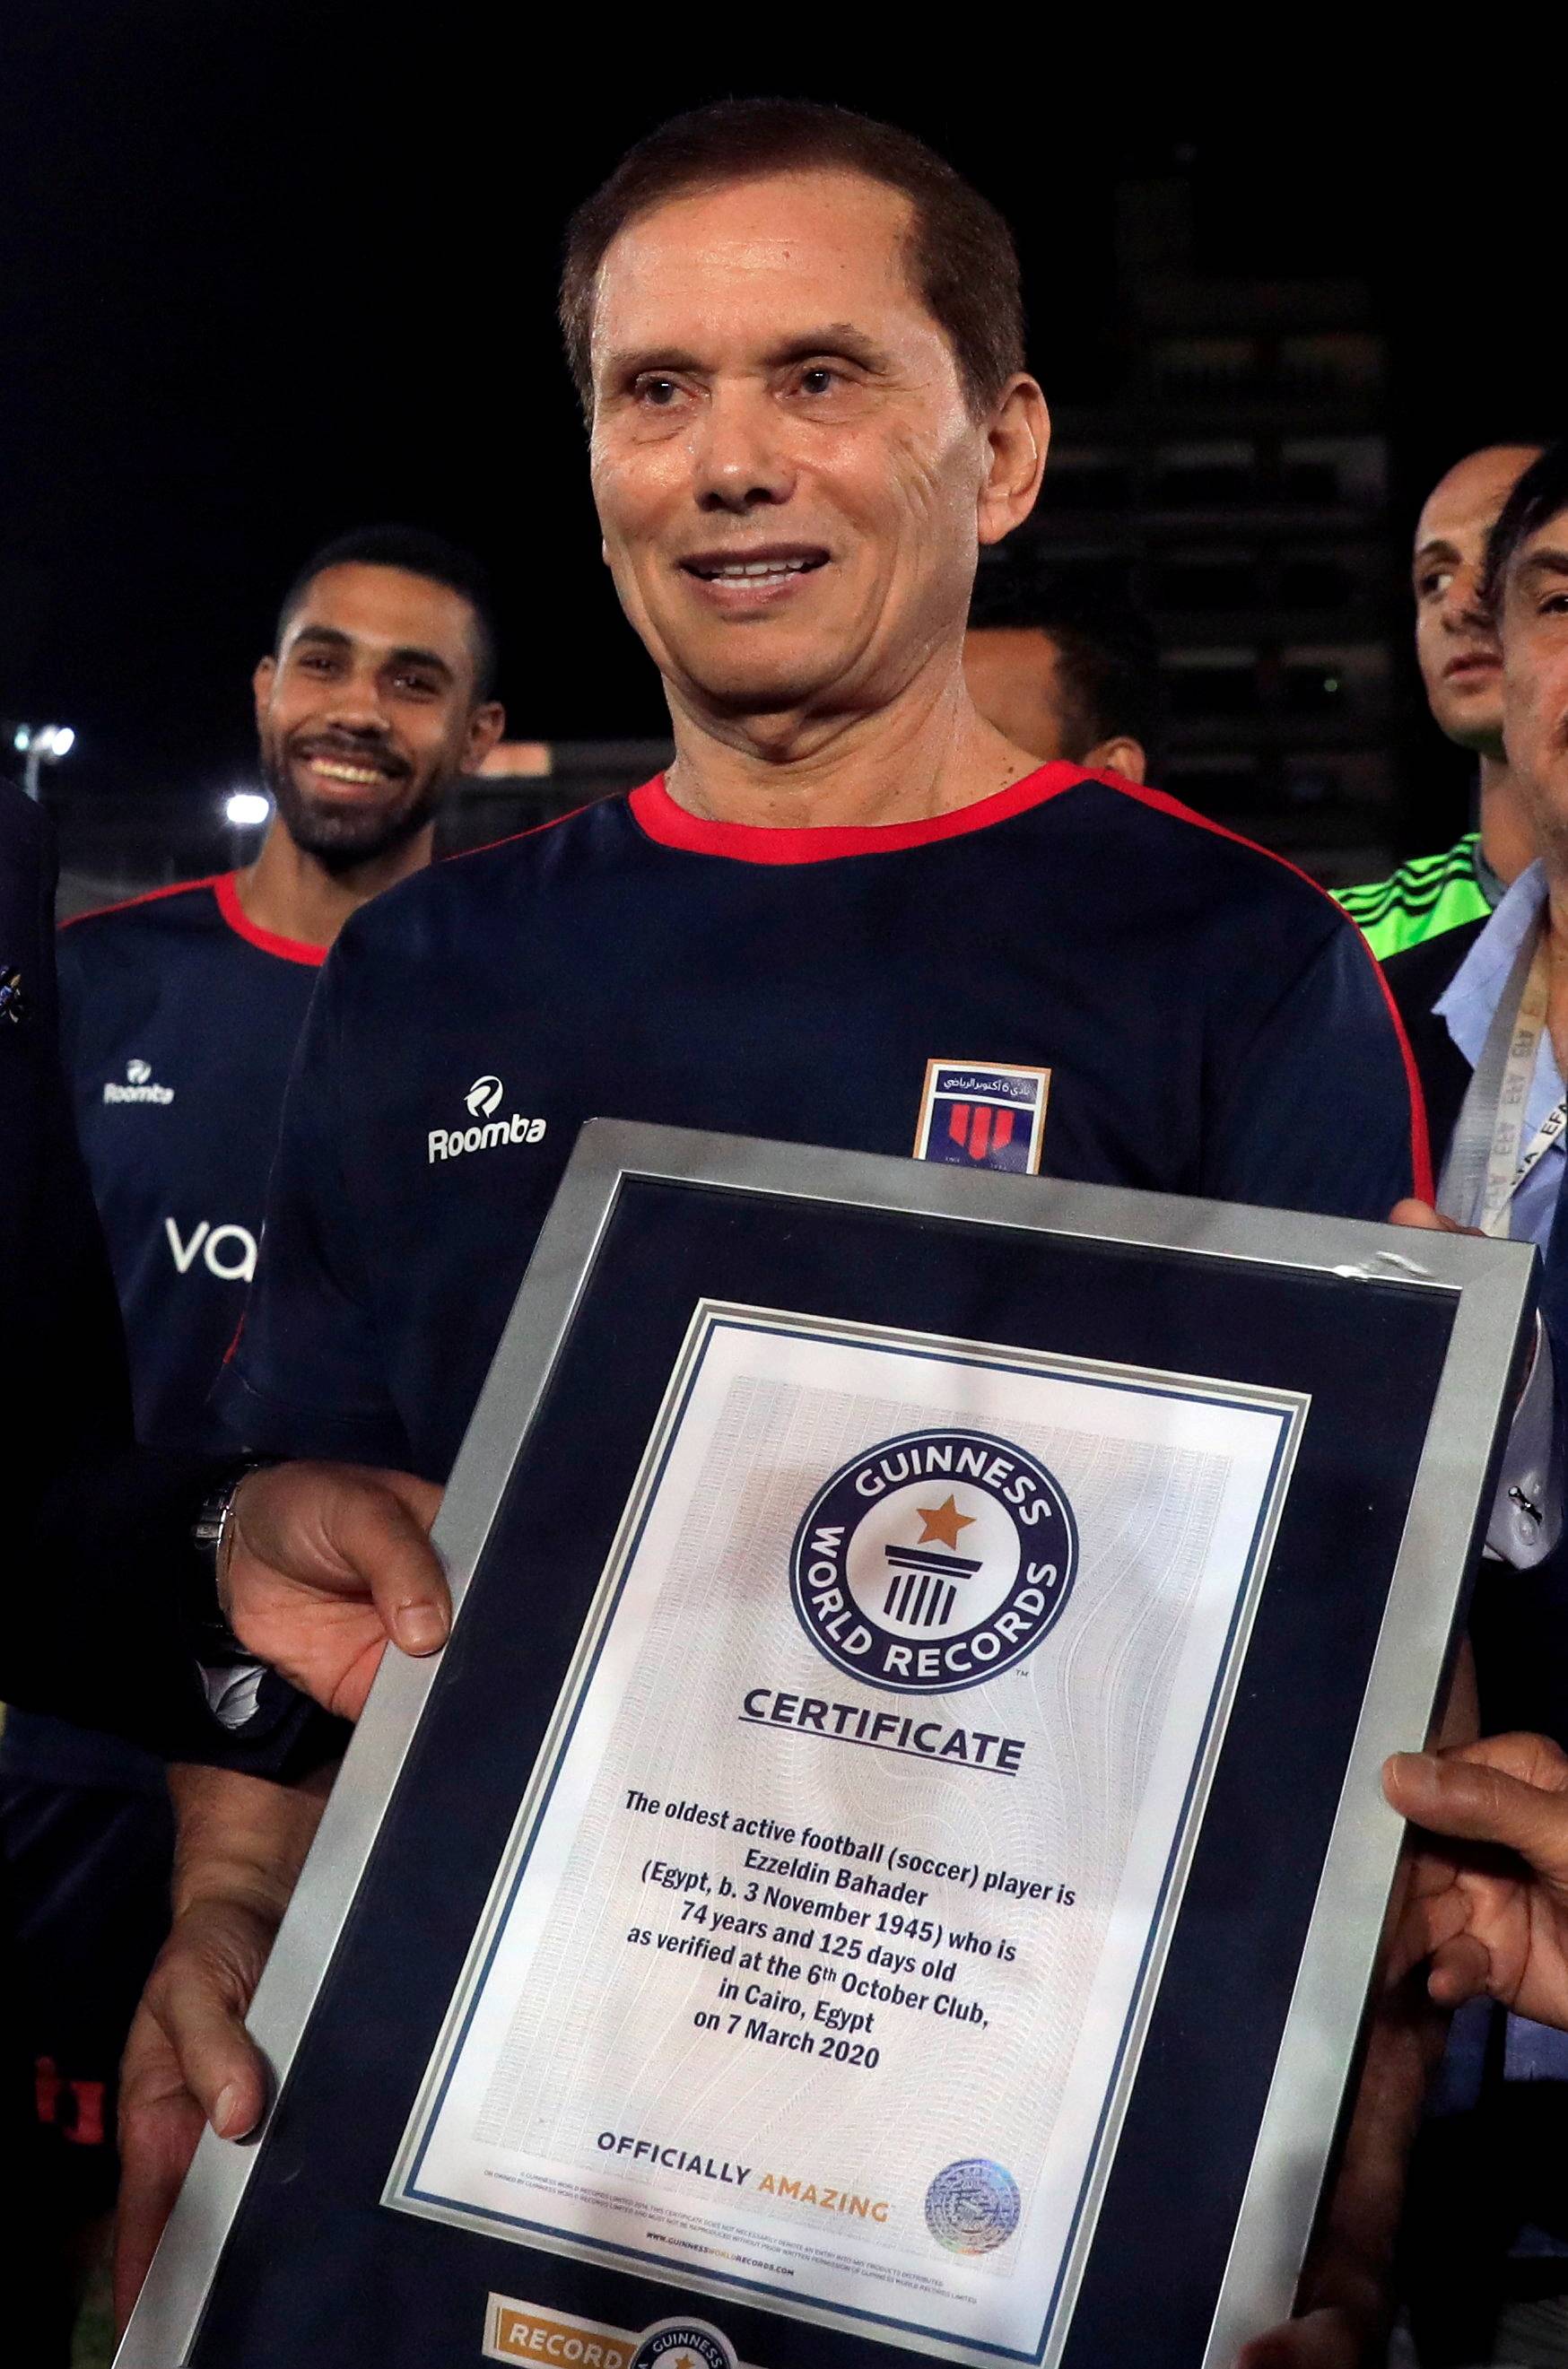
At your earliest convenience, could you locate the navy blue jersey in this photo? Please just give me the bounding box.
[220,763,1429,1485]
[4,875,321,1790]
[2,875,325,1790]
[58,872,324,1454]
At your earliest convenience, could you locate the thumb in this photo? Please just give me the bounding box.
[1385,1751,1568,1881]
[1388,1198,1462,1233]
[231,1463,450,1659]
[1236,2308,1362,2369]
[325,1469,449,1658]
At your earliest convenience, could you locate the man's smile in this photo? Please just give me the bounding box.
[675,544,831,613]
[291,742,410,791]
[679,544,829,582]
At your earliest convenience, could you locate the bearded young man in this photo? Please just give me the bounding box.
[118,103,1544,2360]
[0,524,501,2356]
[54,524,503,1456]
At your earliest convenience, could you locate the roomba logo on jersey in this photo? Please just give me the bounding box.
[103,1056,172,1105]
[626,2320,736,2369]
[790,1429,1077,1693]
[429,1076,547,1163]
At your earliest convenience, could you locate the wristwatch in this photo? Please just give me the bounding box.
[187,1460,272,1663]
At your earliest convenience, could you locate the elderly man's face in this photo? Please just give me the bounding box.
[1501,510,1568,858]
[586,169,1038,730]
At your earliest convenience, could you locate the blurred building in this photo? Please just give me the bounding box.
[45,741,668,919]
[1025,174,1397,884]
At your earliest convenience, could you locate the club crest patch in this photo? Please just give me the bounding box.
[913,1058,1050,1173]
[790,1428,1078,1694]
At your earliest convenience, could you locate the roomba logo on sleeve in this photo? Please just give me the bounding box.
[430,1076,547,1164]
[104,1057,173,1104]
[790,1428,1077,1692]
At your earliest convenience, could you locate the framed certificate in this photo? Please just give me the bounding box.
[119,1124,1534,2369]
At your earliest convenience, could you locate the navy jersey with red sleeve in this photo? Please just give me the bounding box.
[0,875,325,1790]
[57,872,324,1454]
[219,762,1428,1483]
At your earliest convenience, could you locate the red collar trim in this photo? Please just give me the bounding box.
[214,873,327,967]
[628,762,1088,865]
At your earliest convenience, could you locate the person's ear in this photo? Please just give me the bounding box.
[252,655,277,736]
[978,376,1050,548]
[463,701,507,771]
[1078,735,1147,785]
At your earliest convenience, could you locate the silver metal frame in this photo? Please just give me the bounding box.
[117,1122,1536,2369]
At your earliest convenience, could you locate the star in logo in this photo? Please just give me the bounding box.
[916,1493,975,1552]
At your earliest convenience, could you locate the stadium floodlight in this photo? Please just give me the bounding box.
[225,790,271,828]
[20,721,77,799]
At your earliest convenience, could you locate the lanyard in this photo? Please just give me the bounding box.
[1440,919,1567,1238]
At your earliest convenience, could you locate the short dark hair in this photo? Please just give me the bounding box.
[1483,440,1568,618]
[560,98,1024,422]
[275,524,499,699]
[967,557,1162,759]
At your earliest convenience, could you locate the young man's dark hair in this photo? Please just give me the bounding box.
[966,556,1163,766]
[559,97,1024,422]
[1483,440,1568,617]
[275,523,500,700]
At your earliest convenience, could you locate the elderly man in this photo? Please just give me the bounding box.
[122,100,1522,2360]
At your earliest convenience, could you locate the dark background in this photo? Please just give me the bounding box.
[0,12,1560,868]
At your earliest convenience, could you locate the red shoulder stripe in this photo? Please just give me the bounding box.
[61,869,328,968]
[59,873,227,929]
[447,797,599,867]
[1088,776,1433,1204]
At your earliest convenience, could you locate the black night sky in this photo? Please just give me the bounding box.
[0,13,1559,813]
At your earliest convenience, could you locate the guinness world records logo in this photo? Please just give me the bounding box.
[790,1427,1077,1694]
[627,2320,736,2369]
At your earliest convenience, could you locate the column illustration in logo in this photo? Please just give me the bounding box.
[790,1428,1078,1693]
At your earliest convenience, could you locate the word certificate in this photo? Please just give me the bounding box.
[388,1304,1303,2365]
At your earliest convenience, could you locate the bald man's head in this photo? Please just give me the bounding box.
[1414,444,1544,753]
